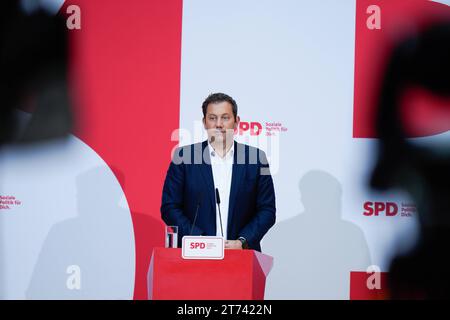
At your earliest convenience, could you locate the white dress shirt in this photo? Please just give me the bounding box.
[208,141,234,239]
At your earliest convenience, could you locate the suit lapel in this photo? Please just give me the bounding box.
[197,140,216,210]
[227,141,246,237]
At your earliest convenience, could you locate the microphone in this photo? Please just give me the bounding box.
[215,188,224,238]
[190,192,203,236]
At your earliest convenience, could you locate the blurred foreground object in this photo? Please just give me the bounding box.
[0,0,72,145]
[371,21,450,299]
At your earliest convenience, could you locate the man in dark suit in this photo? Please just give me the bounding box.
[161,93,276,251]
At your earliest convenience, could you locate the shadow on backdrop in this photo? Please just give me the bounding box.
[131,212,165,300]
[264,170,371,299]
[26,166,134,299]
[109,166,166,300]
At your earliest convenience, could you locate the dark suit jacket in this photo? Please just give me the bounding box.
[161,140,276,251]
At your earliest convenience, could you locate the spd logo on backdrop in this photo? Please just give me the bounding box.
[362,201,416,217]
[236,121,288,137]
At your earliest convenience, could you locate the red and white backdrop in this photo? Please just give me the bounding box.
[0,0,449,299]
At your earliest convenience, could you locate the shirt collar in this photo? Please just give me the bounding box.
[208,140,234,160]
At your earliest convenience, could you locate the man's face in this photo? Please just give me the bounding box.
[203,101,239,144]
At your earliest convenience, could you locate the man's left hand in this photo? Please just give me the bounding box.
[225,240,243,249]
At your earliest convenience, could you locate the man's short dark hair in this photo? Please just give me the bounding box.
[202,93,238,119]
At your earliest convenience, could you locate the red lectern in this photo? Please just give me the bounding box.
[147,248,273,300]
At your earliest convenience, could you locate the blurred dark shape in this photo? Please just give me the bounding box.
[371,21,450,299]
[0,0,72,145]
